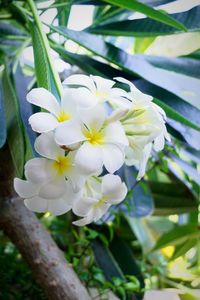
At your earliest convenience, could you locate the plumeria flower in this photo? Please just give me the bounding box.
[55,104,129,175]
[72,174,127,226]
[14,178,80,216]
[125,141,152,180]
[14,131,85,215]
[143,289,184,300]
[63,74,127,108]
[23,132,85,194]
[27,87,79,133]
[115,77,170,151]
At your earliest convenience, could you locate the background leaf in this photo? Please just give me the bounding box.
[88,7,199,36]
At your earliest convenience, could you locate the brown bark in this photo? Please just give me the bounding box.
[0,145,91,300]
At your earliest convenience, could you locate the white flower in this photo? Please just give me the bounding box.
[55,105,128,175]
[72,174,127,226]
[63,74,127,108]
[31,131,86,192]
[143,289,183,300]
[115,77,170,151]
[27,87,78,133]
[125,142,152,180]
[14,132,85,215]
[14,178,80,216]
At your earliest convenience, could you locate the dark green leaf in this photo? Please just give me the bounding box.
[172,239,197,260]
[92,239,125,281]
[0,81,6,148]
[2,65,25,177]
[88,7,199,36]
[152,224,200,251]
[109,235,144,288]
[13,65,35,159]
[170,155,200,185]
[120,166,154,218]
[52,42,136,79]
[148,181,197,215]
[51,27,200,106]
[101,0,186,31]
[29,21,61,99]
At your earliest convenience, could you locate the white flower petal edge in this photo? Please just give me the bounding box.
[24,181,81,216]
[14,178,39,198]
[34,131,64,160]
[55,119,85,146]
[72,174,127,226]
[101,174,127,204]
[27,88,60,115]
[29,112,59,133]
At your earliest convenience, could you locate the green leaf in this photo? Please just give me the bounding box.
[0,81,6,148]
[50,27,200,107]
[152,224,200,251]
[92,239,125,281]
[135,80,200,148]
[109,235,144,288]
[52,42,136,79]
[101,0,187,31]
[53,42,200,138]
[154,98,200,132]
[119,166,154,218]
[88,7,199,37]
[171,239,197,260]
[148,181,197,215]
[2,65,25,177]
[27,0,62,98]
[29,22,60,98]
[170,155,200,185]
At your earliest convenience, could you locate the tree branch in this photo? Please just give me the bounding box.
[0,145,91,300]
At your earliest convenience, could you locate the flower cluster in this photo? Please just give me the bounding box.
[14,75,169,226]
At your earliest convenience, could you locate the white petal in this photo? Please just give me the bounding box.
[102,174,127,203]
[102,144,125,173]
[25,158,54,184]
[137,143,152,180]
[29,112,58,133]
[106,108,129,123]
[35,132,64,160]
[104,121,128,146]
[115,77,139,93]
[47,198,72,216]
[73,196,96,216]
[73,87,97,108]
[67,169,86,192]
[14,178,39,198]
[93,204,110,221]
[24,196,48,213]
[61,88,78,116]
[91,75,115,92]
[47,182,78,215]
[55,120,85,146]
[73,214,94,226]
[80,105,106,131]
[75,143,103,175]
[38,178,66,199]
[154,133,165,151]
[63,74,96,93]
[27,88,60,115]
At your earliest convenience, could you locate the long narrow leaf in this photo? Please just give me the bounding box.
[101,0,186,31]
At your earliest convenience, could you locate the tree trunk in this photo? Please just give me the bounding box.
[0,145,91,300]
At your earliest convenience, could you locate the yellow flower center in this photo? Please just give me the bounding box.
[84,129,104,145]
[95,90,108,99]
[52,155,72,175]
[57,111,71,122]
[93,197,105,209]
